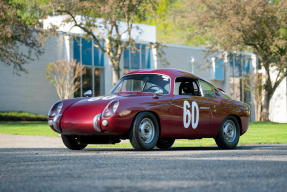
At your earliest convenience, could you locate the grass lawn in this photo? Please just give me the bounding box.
[0,121,286,148]
[0,122,58,137]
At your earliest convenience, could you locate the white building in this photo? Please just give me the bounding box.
[268,69,287,123]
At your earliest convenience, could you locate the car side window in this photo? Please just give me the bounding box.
[174,77,201,96]
[142,75,170,94]
[192,81,200,96]
[199,80,216,98]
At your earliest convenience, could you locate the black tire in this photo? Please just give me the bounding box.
[156,138,175,149]
[215,116,240,149]
[129,112,159,150]
[61,135,87,150]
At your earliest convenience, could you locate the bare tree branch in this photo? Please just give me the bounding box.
[46,59,86,99]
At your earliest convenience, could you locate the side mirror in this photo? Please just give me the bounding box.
[84,90,92,97]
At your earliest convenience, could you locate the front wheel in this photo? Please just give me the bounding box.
[129,112,159,150]
[156,138,175,149]
[215,117,240,149]
[61,135,87,150]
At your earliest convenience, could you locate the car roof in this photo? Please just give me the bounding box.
[126,68,201,80]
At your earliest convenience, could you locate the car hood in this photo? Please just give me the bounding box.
[62,92,154,114]
[64,95,119,114]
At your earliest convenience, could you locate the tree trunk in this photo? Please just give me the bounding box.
[251,91,262,122]
[261,91,272,121]
[111,57,121,86]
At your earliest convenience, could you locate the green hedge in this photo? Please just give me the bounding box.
[0,111,48,121]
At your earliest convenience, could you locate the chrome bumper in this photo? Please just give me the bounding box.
[48,114,62,133]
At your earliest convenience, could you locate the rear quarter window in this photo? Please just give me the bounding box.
[198,80,216,98]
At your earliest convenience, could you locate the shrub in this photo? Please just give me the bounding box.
[0,111,48,121]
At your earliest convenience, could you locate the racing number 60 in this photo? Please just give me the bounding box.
[183,101,199,129]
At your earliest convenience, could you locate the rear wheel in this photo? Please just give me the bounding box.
[129,112,159,150]
[215,117,240,149]
[61,135,87,150]
[156,138,175,149]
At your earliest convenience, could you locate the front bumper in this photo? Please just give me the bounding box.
[48,114,62,133]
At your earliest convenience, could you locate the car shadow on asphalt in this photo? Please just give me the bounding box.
[85,144,287,151]
[0,147,216,153]
[85,146,218,152]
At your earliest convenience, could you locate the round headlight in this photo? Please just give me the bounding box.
[102,100,119,118]
[112,101,119,113]
[48,101,63,116]
[55,102,63,115]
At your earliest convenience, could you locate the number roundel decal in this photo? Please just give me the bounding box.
[183,100,199,129]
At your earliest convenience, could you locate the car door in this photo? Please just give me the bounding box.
[167,78,213,138]
[197,80,223,137]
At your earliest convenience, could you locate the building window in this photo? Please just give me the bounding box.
[210,57,224,81]
[73,37,105,97]
[228,53,253,104]
[214,58,224,80]
[229,54,251,77]
[73,38,81,64]
[123,44,152,74]
[82,38,92,66]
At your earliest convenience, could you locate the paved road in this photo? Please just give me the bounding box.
[0,134,63,148]
[0,135,287,192]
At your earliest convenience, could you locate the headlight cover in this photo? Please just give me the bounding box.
[48,101,63,117]
[102,100,119,118]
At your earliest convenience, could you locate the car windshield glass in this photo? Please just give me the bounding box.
[111,74,171,94]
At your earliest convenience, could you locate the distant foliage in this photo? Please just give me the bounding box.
[0,111,47,121]
[0,0,45,74]
[143,0,209,46]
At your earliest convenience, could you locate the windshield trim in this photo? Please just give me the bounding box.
[111,73,172,95]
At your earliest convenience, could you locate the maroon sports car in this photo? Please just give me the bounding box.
[48,68,250,150]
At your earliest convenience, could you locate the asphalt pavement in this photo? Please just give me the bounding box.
[0,134,287,192]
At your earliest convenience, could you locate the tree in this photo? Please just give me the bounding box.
[0,0,44,73]
[185,0,287,121]
[48,0,158,83]
[46,59,86,99]
[144,0,208,46]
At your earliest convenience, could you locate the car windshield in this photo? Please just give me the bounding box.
[111,74,171,94]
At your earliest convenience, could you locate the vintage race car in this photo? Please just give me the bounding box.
[48,68,250,150]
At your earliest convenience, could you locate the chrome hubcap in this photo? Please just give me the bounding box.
[139,118,155,144]
[223,120,236,143]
